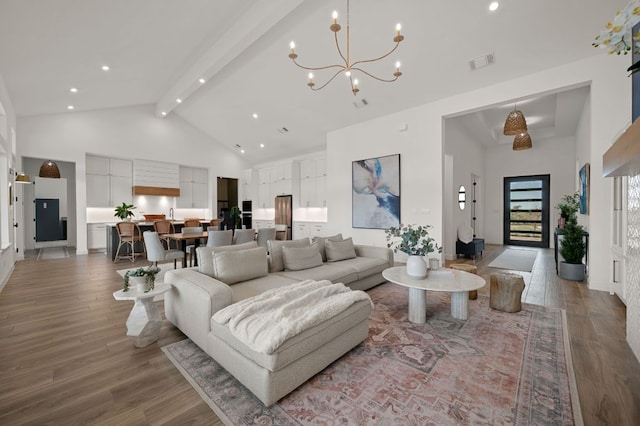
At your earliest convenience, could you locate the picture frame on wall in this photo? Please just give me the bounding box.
[579,163,590,215]
[352,153,400,229]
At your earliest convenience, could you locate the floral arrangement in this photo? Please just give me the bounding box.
[385,224,442,257]
[123,266,160,292]
[593,0,640,73]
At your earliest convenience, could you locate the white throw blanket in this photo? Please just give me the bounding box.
[212,280,372,354]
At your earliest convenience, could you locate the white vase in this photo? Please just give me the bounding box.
[130,276,147,292]
[406,255,428,279]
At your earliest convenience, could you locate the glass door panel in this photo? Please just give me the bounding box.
[503,175,550,247]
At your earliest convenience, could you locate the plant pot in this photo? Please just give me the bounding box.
[558,217,565,229]
[558,262,585,282]
[129,276,147,292]
[406,255,428,279]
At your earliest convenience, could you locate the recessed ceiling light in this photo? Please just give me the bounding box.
[70,87,78,93]
[199,78,205,84]
[253,113,258,119]
[176,98,182,103]
[260,143,265,148]
[67,105,74,110]
[489,2,499,11]
[101,65,110,71]
[240,149,245,154]
[161,111,167,116]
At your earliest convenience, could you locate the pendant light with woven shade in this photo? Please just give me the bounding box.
[503,106,528,136]
[512,132,532,151]
[39,160,61,178]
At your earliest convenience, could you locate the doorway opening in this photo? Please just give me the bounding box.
[503,174,550,248]
[216,177,238,219]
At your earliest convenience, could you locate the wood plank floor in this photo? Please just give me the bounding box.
[0,245,638,425]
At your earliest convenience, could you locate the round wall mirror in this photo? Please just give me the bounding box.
[458,185,466,210]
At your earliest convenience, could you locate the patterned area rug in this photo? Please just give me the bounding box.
[162,283,582,425]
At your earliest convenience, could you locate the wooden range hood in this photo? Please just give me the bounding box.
[603,118,640,177]
[132,185,180,197]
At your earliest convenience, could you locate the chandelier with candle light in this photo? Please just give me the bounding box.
[288,0,404,96]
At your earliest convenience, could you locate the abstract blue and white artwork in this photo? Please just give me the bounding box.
[579,163,589,215]
[352,154,400,229]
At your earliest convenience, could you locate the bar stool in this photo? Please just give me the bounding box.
[153,219,175,249]
[114,221,145,263]
[449,263,479,300]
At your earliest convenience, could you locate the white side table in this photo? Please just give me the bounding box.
[113,283,171,347]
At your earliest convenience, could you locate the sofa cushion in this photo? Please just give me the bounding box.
[328,256,389,280]
[276,263,359,285]
[267,238,311,272]
[283,243,323,271]
[312,234,343,262]
[212,247,268,285]
[325,237,357,262]
[197,241,257,277]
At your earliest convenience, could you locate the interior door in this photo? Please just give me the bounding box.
[35,198,63,242]
[503,175,550,248]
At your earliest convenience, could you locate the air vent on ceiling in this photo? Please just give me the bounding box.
[235,144,242,148]
[469,53,495,71]
[353,98,369,109]
[277,127,289,134]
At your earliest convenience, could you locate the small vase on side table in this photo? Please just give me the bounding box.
[406,255,428,279]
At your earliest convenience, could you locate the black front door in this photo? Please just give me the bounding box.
[503,175,550,248]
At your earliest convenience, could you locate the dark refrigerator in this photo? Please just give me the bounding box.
[35,198,63,241]
[274,195,292,240]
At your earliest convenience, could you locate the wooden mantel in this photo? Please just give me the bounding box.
[603,118,640,177]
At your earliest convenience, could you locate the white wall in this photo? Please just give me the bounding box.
[0,74,16,290]
[17,104,250,254]
[327,53,629,293]
[444,122,486,259]
[484,136,576,246]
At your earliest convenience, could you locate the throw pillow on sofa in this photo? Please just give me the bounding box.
[325,237,357,262]
[267,238,311,272]
[312,234,343,262]
[282,242,323,271]
[212,246,268,285]
[197,241,258,277]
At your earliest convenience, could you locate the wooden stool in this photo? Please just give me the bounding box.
[489,272,525,313]
[449,264,478,300]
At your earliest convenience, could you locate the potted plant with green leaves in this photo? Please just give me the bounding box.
[555,192,579,228]
[558,217,586,281]
[386,224,442,279]
[229,206,242,231]
[114,202,136,221]
[123,266,160,292]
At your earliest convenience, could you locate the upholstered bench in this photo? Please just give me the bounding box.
[207,286,372,406]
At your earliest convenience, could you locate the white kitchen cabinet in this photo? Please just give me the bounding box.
[87,223,107,250]
[86,155,132,207]
[258,183,271,209]
[293,221,327,239]
[258,168,271,185]
[178,166,208,208]
[253,219,275,229]
[298,157,327,208]
[240,169,253,201]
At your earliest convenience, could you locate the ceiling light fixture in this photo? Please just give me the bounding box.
[513,132,533,151]
[161,111,167,116]
[67,105,74,110]
[489,2,500,12]
[70,87,78,93]
[176,98,182,103]
[260,143,265,148]
[101,65,110,71]
[288,0,404,95]
[199,78,206,84]
[503,106,528,135]
[253,113,258,119]
[15,172,31,184]
[39,160,61,178]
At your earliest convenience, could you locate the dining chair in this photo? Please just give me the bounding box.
[114,221,145,262]
[256,227,276,249]
[206,229,233,247]
[153,219,175,249]
[183,218,202,228]
[182,226,204,267]
[143,231,184,268]
[233,228,255,245]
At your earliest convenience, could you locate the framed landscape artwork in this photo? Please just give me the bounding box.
[579,163,590,215]
[352,154,400,229]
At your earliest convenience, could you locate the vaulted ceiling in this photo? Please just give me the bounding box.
[0,0,627,164]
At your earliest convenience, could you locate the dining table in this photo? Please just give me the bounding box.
[164,231,208,268]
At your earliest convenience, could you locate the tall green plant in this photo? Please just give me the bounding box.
[229,206,242,230]
[559,219,585,264]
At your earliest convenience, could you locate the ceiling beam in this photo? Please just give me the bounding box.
[155,0,305,117]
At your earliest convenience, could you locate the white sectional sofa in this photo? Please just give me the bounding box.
[163,236,393,405]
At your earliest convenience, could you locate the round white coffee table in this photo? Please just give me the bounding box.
[113,283,171,347]
[382,266,486,323]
